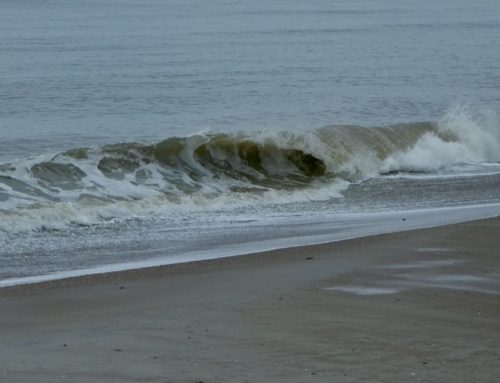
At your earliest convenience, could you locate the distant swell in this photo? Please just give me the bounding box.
[1,105,499,233]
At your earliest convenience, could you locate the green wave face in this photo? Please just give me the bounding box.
[66,134,330,191]
[31,123,442,194]
[192,136,327,188]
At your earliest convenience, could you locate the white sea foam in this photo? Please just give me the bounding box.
[380,105,500,174]
[0,178,349,234]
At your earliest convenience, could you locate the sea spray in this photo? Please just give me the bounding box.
[381,105,500,173]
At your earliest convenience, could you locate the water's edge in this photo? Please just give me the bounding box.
[2,203,499,288]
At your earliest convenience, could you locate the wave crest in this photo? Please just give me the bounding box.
[1,105,499,232]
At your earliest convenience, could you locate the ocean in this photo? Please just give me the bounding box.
[1,0,500,285]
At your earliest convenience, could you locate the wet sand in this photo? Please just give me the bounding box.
[1,218,500,382]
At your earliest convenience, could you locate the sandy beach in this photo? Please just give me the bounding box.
[1,218,499,382]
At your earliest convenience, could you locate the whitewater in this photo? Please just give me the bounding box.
[1,0,500,284]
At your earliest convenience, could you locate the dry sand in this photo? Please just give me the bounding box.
[1,218,500,382]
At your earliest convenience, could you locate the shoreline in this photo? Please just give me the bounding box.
[2,202,500,289]
[1,217,500,382]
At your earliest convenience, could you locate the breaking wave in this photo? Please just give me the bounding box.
[1,105,499,232]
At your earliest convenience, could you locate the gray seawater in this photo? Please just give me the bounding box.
[1,0,500,283]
